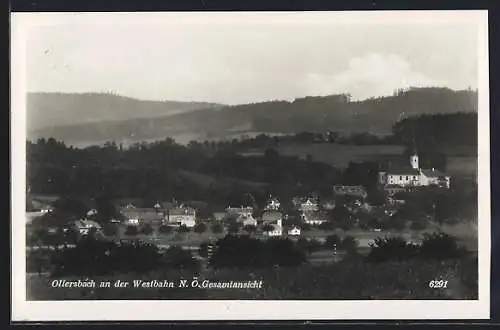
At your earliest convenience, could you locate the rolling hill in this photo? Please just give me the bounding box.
[27,92,224,132]
[27,87,477,146]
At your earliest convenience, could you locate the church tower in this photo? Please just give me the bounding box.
[410,125,419,170]
[410,152,419,170]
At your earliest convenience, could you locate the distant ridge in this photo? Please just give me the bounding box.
[27,87,477,146]
[27,92,225,131]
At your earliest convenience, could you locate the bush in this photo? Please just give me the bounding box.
[339,235,359,255]
[140,223,154,235]
[102,223,119,236]
[210,235,306,269]
[410,219,429,231]
[177,225,191,233]
[242,225,257,233]
[419,232,466,260]
[194,222,207,234]
[211,223,224,234]
[158,224,174,234]
[324,234,341,249]
[124,225,139,236]
[367,236,420,262]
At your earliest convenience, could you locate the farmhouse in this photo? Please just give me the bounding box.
[121,208,165,226]
[165,206,196,228]
[287,226,301,236]
[299,198,320,212]
[72,219,102,235]
[212,212,226,222]
[378,151,450,188]
[301,210,328,225]
[237,214,257,227]
[261,211,283,236]
[226,206,253,218]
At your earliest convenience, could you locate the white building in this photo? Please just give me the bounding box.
[299,198,319,212]
[301,211,328,226]
[288,226,301,236]
[166,206,196,228]
[226,206,253,218]
[378,152,450,189]
[73,219,102,235]
[264,196,281,211]
[261,211,283,237]
[238,214,257,227]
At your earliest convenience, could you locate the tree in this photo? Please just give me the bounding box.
[211,223,224,234]
[193,222,207,234]
[141,223,154,235]
[199,242,209,258]
[367,236,419,262]
[102,223,119,237]
[124,225,139,236]
[419,232,466,260]
[158,224,174,234]
[228,222,242,234]
[324,234,341,250]
[242,224,257,234]
[339,235,358,255]
[261,224,275,234]
[177,225,191,233]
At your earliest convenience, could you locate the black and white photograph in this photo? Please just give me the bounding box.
[11,10,490,321]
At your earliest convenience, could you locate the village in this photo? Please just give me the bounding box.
[27,148,469,259]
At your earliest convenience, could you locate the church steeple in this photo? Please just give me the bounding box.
[410,126,419,170]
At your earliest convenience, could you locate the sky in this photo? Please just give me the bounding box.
[19,11,483,105]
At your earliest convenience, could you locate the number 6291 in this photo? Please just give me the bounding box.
[429,280,448,288]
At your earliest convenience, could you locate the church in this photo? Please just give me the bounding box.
[378,151,451,189]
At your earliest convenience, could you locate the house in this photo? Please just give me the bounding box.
[87,208,98,217]
[264,196,281,211]
[299,198,320,212]
[384,184,406,196]
[261,211,283,224]
[72,219,102,235]
[264,225,282,237]
[378,151,450,188]
[322,200,336,210]
[212,212,226,222]
[288,226,301,236]
[301,210,328,225]
[121,207,165,226]
[165,206,196,228]
[261,211,283,237]
[226,206,253,218]
[333,185,368,199]
[238,214,257,227]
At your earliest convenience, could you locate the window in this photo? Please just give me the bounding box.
[400,176,402,180]
[405,176,408,180]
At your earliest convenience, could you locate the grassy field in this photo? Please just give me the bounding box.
[275,143,406,168]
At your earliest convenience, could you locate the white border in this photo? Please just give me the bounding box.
[11,10,490,321]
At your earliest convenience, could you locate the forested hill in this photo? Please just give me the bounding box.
[28,87,477,146]
[27,92,224,131]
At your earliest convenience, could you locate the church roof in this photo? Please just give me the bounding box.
[420,169,447,177]
[385,168,420,175]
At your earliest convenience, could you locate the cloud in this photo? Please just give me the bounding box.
[303,53,448,100]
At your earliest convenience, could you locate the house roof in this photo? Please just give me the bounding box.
[261,211,282,222]
[303,211,328,221]
[385,168,420,176]
[74,219,102,229]
[420,169,447,178]
[168,207,196,216]
[333,185,367,194]
[121,208,165,221]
